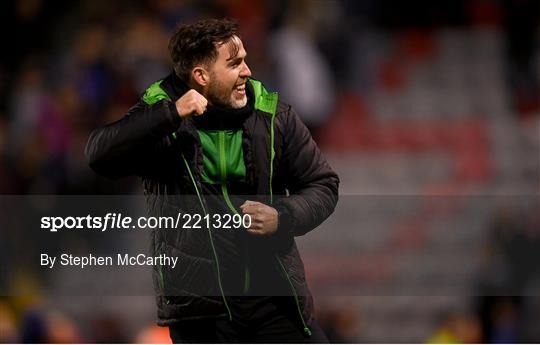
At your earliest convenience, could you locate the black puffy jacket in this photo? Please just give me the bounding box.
[85,73,339,330]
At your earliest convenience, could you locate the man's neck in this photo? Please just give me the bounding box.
[187,80,211,104]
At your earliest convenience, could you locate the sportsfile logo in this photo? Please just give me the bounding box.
[41,213,251,232]
[41,213,133,232]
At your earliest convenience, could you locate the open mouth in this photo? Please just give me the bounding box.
[233,83,246,95]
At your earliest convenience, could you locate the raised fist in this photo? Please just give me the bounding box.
[175,89,208,118]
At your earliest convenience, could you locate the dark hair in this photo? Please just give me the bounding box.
[168,18,239,81]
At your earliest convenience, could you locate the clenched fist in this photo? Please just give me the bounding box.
[175,89,208,118]
[240,200,278,236]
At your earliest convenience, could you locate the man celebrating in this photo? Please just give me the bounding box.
[86,18,339,343]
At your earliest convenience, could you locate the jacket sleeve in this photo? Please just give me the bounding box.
[85,99,181,179]
[273,106,339,236]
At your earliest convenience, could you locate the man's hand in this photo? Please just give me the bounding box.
[240,200,278,236]
[175,89,208,118]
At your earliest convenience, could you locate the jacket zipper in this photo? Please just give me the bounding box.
[181,152,232,321]
[275,256,312,336]
[218,131,251,294]
[266,114,311,337]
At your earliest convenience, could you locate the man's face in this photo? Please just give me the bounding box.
[206,36,252,109]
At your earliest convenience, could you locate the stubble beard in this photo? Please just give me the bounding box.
[207,77,247,109]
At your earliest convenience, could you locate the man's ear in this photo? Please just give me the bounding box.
[191,66,209,87]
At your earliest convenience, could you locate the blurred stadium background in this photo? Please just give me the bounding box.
[1,0,539,343]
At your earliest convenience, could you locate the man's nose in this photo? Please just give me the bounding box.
[240,62,251,78]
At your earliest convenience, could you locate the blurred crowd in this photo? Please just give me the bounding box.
[0,296,171,343]
[1,0,539,194]
[1,0,539,343]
